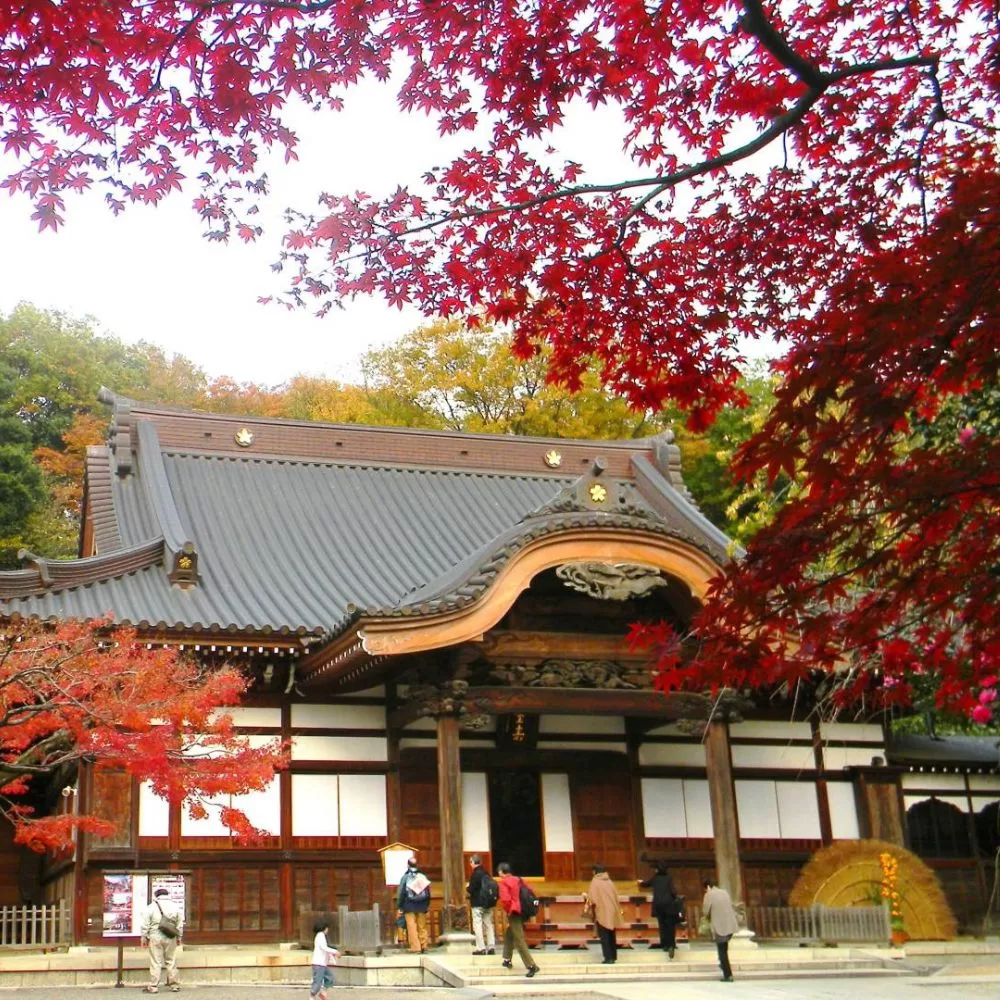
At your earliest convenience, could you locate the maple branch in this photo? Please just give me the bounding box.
[739,0,825,90]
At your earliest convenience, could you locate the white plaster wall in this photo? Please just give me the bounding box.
[291,735,388,761]
[539,715,625,735]
[641,778,687,838]
[683,780,714,837]
[775,783,822,839]
[291,703,386,729]
[823,746,884,769]
[729,721,812,740]
[542,773,575,852]
[138,782,170,837]
[969,775,1000,792]
[292,774,340,836]
[232,778,281,835]
[339,775,388,836]
[403,718,436,731]
[644,723,686,737]
[735,780,780,838]
[826,782,861,839]
[181,794,231,837]
[819,722,885,744]
[730,744,816,770]
[462,773,490,851]
[901,773,966,791]
[222,707,282,728]
[638,743,706,767]
[339,686,386,699]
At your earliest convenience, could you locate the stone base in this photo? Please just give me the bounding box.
[435,932,477,954]
[730,927,758,950]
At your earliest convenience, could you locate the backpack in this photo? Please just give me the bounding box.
[517,879,540,918]
[155,900,179,939]
[479,873,499,908]
[404,872,431,903]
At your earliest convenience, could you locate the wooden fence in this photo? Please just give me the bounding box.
[0,901,71,947]
[688,903,890,944]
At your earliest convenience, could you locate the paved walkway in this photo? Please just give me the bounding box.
[1,973,999,999]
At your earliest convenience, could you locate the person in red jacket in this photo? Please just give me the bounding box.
[496,862,539,978]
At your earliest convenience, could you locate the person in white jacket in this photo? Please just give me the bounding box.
[141,887,184,993]
[310,918,340,1000]
[702,878,740,982]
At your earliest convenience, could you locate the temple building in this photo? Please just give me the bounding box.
[1,391,996,943]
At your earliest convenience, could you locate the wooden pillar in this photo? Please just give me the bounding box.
[852,765,906,845]
[625,719,647,879]
[436,714,471,938]
[704,721,744,903]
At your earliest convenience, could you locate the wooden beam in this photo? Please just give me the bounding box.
[478,630,655,663]
[464,686,713,719]
[705,722,743,903]
[436,715,471,939]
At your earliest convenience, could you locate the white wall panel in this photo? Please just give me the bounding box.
[462,773,490,851]
[291,704,386,729]
[403,718,436,731]
[901,773,966,791]
[291,735,387,762]
[638,742,706,767]
[339,775,388,836]
[819,722,885,744]
[969,775,1000,792]
[683,780,714,837]
[232,778,281,835]
[641,778,687,837]
[138,782,170,837]
[775,783,822,839]
[826,782,860,839]
[223,707,282,728]
[736,780,780,838]
[339,686,386,699]
[292,774,340,836]
[731,745,815,770]
[644,723,686,737]
[542,773,575,851]
[181,795,231,837]
[729,721,812,740]
[823,746,883,769]
[539,715,625,735]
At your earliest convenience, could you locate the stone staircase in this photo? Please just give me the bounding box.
[432,943,908,988]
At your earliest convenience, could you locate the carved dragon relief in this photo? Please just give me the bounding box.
[556,561,668,601]
[404,679,493,729]
[487,659,651,690]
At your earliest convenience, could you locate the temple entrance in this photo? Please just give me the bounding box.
[488,769,544,877]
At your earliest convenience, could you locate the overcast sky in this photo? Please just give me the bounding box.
[0,80,650,387]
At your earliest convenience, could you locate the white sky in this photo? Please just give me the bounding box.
[0,80,652,386]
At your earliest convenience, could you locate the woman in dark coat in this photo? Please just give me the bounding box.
[639,863,680,957]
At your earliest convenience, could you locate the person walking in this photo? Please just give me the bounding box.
[396,857,432,953]
[702,877,740,982]
[140,887,183,993]
[466,854,497,955]
[309,917,340,1000]
[639,862,680,957]
[497,861,539,978]
[585,863,625,964]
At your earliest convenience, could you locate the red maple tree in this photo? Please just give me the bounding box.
[0,620,286,851]
[1,3,997,715]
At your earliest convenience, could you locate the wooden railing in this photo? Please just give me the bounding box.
[687,903,890,945]
[0,901,71,948]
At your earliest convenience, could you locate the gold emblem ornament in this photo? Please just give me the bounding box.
[176,555,193,570]
[543,449,562,468]
[234,428,254,447]
[589,483,608,503]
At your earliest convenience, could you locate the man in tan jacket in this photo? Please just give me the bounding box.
[585,863,624,964]
[702,877,740,982]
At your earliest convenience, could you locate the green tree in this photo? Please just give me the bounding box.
[0,416,46,568]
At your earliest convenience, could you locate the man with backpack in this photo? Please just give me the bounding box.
[466,854,498,955]
[496,862,540,978]
[140,887,183,993]
[396,857,432,953]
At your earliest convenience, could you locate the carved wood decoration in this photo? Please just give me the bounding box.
[489,659,648,689]
[555,561,667,601]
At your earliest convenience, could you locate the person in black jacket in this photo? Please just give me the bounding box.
[466,854,496,955]
[639,863,680,957]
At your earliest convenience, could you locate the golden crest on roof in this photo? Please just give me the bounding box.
[588,483,608,503]
[543,449,562,468]
[234,428,254,447]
